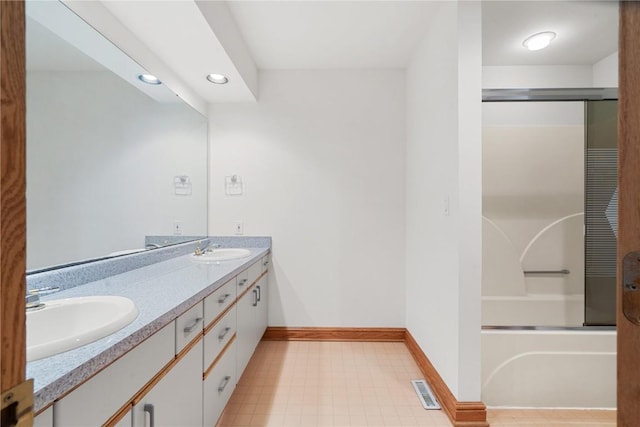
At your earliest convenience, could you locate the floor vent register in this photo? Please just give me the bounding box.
[411,379,441,410]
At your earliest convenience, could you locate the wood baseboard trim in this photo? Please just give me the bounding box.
[404,330,488,427]
[262,327,406,342]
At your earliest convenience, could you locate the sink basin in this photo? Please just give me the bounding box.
[27,296,138,362]
[191,248,251,262]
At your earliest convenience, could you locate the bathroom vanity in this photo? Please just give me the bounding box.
[28,240,270,427]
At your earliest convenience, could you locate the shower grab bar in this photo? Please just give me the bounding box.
[524,269,570,275]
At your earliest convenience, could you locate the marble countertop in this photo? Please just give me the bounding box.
[27,247,270,412]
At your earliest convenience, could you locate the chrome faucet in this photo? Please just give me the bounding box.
[25,286,61,311]
[194,241,220,256]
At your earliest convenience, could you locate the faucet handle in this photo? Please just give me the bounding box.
[28,286,60,295]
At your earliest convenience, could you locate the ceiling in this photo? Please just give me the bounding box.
[226,0,618,70]
[226,1,441,69]
[77,0,619,104]
[482,1,618,66]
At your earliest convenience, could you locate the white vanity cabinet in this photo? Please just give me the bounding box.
[45,251,269,427]
[132,340,203,427]
[53,323,175,427]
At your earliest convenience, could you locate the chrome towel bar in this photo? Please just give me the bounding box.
[524,269,570,275]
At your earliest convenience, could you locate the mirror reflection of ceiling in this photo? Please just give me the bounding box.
[25,0,208,272]
[26,18,102,71]
[26,0,178,104]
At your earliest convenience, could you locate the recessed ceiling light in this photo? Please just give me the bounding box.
[206,73,229,84]
[137,74,162,85]
[523,31,556,51]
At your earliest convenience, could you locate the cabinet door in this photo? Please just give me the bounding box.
[132,340,203,427]
[33,407,52,427]
[255,274,268,343]
[236,285,257,377]
[203,340,237,427]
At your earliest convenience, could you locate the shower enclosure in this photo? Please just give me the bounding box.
[481,89,617,408]
[482,91,617,328]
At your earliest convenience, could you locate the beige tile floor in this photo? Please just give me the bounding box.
[216,340,616,427]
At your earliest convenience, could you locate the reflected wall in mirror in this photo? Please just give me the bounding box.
[26,1,208,271]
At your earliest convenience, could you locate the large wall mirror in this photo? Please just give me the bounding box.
[26,1,208,271]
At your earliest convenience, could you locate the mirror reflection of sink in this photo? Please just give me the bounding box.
[191,248,251,262]
[27,296,138,362]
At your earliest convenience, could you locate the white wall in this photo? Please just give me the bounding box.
[593,51,618,87]
[208,70,406,327]
[27,71,208,269]
[405,2,482,401]
[483,65,593,88]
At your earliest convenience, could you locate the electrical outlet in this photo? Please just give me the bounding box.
[234,221,244,235]
[173,220,183,235]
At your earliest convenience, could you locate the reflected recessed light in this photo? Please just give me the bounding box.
[138,74,162,85]
[206,73,229,84]
[523,31,556,51]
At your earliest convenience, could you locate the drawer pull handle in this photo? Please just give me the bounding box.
[218,293,231,304]
[218,326,231,340]
[183,317,203,333]
[218,375,231,392]
[263,260,269,266]
[238,279,248,286]
[256,285,261,302]
[144,403,155,427]
[252,289,258,307]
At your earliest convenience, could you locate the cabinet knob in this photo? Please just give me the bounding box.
[218,293,231,304]
[238,279,248,286]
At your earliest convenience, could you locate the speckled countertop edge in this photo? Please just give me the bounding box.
[27,242,270,412]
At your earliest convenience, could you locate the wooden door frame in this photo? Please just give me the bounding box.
[618,2,640,426]
[0,0,27,398]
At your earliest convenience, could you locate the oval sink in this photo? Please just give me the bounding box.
[27,296,138,362]
[191,248,251,262]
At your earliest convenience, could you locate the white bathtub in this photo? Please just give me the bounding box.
[481,328,616,408]
[482,295,584,327]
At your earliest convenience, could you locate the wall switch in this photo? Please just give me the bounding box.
[443,196,450,216]
[234,221,244,235]
[173,220,183,235]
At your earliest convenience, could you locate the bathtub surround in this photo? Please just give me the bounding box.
[482,329,616,408]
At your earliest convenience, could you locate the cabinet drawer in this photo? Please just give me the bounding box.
[204,305,237,370]
[176,302,204,354]
[236,269,249,295]
[204,277,235,327]
[247,260,263,287]
[203,339,237,427]
[54,323,175,427]
[261,254,270,273]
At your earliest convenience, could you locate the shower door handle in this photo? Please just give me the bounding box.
[622,251,640,325]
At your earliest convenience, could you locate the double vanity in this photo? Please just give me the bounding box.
[28,238,271,427]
